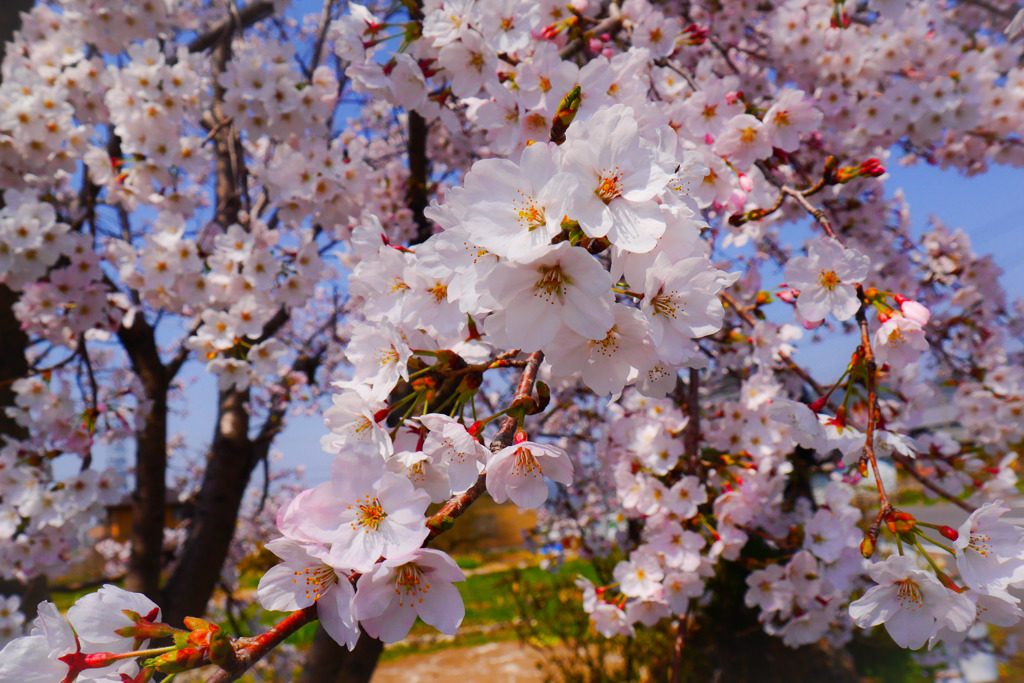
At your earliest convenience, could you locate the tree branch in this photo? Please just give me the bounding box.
[425,351,544,541]
[187,1,276,53]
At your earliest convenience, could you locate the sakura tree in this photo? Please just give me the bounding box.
[1,0,1024,681]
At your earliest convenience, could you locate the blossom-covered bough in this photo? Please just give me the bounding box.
[2,0,1024,681]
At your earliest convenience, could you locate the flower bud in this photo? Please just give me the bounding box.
[148,648,205,674]
[885,510,917,535]
[860,536,875,559]
[939,525,959,541]
[550,85,582,145]
[899,299,931,326]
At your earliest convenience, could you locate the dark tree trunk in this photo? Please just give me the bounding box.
[0,285,28,441]
[161,388,257,626]
[118,319,169,602]
[298,627,385,683]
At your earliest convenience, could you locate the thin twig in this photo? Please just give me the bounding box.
[684,368,700,473]
[855,289,891,514]
[891,453,975,513]
[425,351,544,541]
[781,186,837,239]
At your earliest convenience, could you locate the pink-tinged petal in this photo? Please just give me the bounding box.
[571,193,614,239]
[795,286,831,322]
[257,563,311,612]
[363,603,418,643]
[561,289,615,340]
[353,566,398,621]
[848,584,892,628]
[318,582,359,651]
[377,472,430,515]
[412,549,466,584]
[828,284,860,321]
[0,636,68,682]
[782,255,815,289]
[503,294,562,351]
[328,528,385,573]
[416,582,465,635]
[540,452,574,485]
[379,517,430,559]
[605,199,664,254]
[264,537,317,564]
[882,601,932,650]
[505,477,549,508]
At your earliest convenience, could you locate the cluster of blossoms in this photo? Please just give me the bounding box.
[1,0,1024,681]
[0,596,25,648]
[0,586,163,682]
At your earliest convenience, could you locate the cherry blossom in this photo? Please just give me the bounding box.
[954,502,1024,597]
[783,238,871,322]
[849,555,975,650]
[353,548,466,643]
[278,449,431,573]
[257,537,360,650]
[486,440,574,509]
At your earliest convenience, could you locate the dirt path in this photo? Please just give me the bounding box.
[371,641,548,683]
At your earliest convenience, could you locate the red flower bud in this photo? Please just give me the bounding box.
[939,525,959,541]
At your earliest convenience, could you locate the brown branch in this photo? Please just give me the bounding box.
[891,453,975,514]
[781,186,837,239]
[719,291,826,396]
[425,351,544,541]
[684,368,700,473]
[559,10,624,60]
[117,315,170,602]
[187,1,276,53]
[205,606,317,682]
[855,289,890,514]
[306,0,337,78]
[406,110,433,245]
[670,611,689,683]
[959,0,1016,20]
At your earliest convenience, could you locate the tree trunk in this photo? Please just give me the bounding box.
[298,627,385,683]
[161,388,257,626]
[118,319,169,602]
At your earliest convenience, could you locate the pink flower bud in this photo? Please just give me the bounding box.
[776,288,798,303]
[801,318,823,330]
[899,299,930,326]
